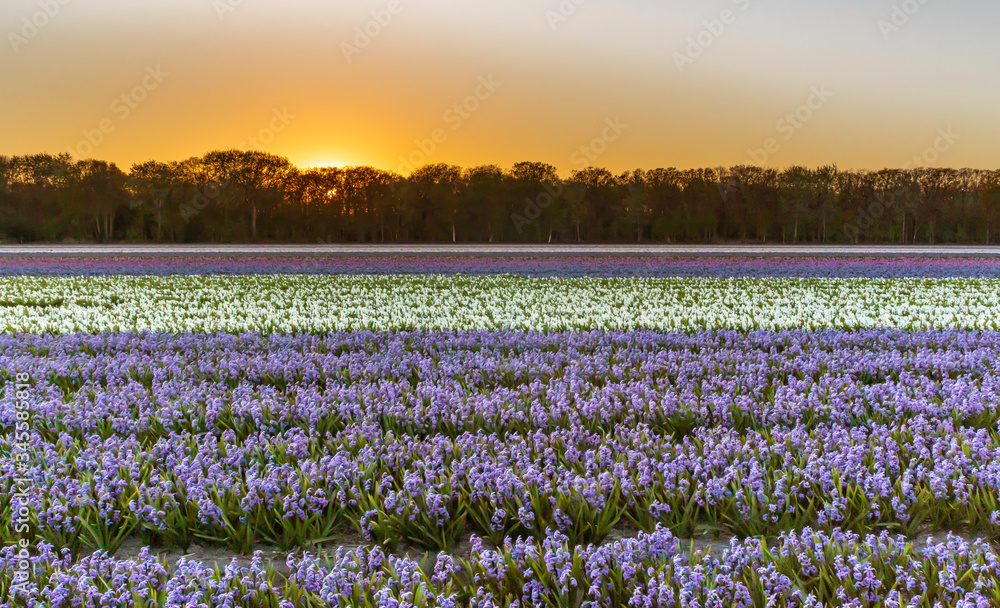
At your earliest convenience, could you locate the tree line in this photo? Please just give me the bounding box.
[2,150,999,244]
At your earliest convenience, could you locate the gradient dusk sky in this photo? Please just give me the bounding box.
[2,0,997,175]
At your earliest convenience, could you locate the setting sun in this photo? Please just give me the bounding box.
[301,158,353,170]
[3,2,999,173]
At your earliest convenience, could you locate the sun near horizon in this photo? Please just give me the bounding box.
[2,0,999,174]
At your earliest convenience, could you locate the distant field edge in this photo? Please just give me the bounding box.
[4,244,1000,256]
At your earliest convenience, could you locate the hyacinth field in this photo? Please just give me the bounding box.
[3,256,1000,607]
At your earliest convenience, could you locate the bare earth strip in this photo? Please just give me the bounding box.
[2,244,1000,256]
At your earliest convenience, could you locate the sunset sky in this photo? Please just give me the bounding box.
[2,0,997,175]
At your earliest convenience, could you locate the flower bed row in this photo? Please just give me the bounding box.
[4,330,1000,439]
[3,276,1000,332]
[3,528,999,607]
[2,331,1000,555]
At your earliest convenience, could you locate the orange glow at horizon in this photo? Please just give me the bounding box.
[1,0,998,176]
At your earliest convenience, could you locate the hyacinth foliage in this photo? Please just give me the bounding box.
[1,330,999,560]
[2,528,1000,608]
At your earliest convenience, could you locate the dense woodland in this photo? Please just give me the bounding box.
[2,151,999,244]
